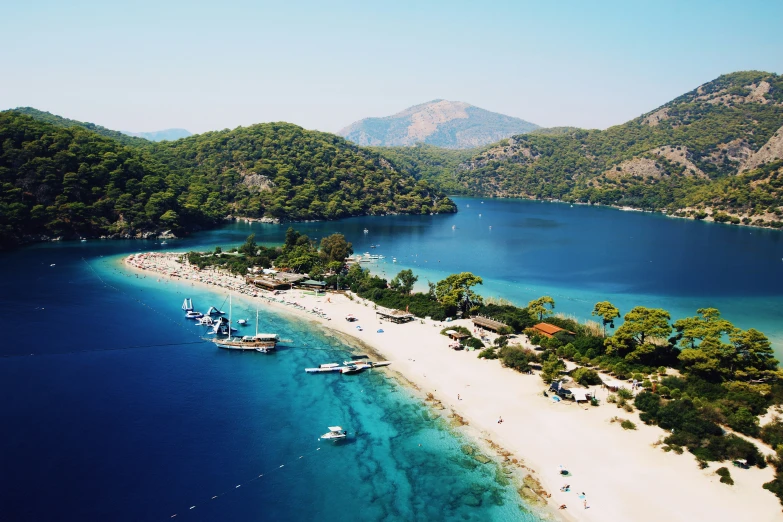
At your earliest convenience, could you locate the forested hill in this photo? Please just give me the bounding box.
[339,100,539,149]
[377,71,783,229]
[8,107,150,147]
[0,112,456,248]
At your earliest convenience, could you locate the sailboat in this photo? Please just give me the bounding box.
[213,298,279,352]
[181,298,193,312]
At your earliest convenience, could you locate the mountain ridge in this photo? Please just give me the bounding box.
[339,99,539,149]
[376,71,783,229]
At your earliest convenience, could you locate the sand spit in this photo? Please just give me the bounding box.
[125,252,782,522]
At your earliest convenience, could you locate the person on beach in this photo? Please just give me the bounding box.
[457,394,461,400]
[497,416,503,424]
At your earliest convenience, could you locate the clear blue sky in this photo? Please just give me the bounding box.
[1,0,781,134]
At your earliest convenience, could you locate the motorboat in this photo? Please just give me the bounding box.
[320,426,347,441]
[363,228,368,234]
[237,319,248,326]
[341,363,369,374]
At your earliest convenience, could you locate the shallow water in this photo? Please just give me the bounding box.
[0,240,537,521]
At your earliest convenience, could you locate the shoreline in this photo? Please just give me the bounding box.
[123,252,782,522]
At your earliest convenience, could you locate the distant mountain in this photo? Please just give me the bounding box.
[121,128,192,142]
[380,71,783,229]
[338,100,539,149]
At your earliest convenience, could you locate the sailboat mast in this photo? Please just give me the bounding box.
[228,294,232,340]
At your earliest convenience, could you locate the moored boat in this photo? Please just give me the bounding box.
[320,426,347,441]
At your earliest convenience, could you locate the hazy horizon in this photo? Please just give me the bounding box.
[2,0,781,135]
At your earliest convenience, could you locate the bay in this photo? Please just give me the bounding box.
[2,195,782,521]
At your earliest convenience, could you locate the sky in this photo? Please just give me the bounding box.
[1,0,781,134]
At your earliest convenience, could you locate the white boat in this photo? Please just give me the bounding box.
[182,298,193,312]
[237,319,248,326]
[341,363,370,374]
[363,228,368,234]
[392,258,397,263]
[186,310,203,319]
[320,426,347,441]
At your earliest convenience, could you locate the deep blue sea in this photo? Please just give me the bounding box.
[1,197,782,521]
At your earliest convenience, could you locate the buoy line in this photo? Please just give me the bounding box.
[166,443,353,519]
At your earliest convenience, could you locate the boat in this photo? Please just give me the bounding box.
[305,363,341,373]
[206,306,225,316]
[182,298,193,312]
[392,258,397,263]
[363,228,368,234]
[320,426,347,441]
[341,363,369,374]
[186,310,204,319]
[214,306,279,352]
[160,241,168,245]
[342,360,390,368]
[237,319,248,326]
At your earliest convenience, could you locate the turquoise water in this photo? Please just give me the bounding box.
[0,239,537,521]
[2,196,782,521]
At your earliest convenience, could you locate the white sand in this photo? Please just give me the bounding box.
[125,253,783,521]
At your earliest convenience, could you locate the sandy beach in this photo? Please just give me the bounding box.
[125,252,782,522]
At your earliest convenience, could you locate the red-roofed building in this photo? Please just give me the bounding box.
[531,323,575,338]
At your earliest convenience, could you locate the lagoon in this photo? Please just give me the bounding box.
[1,196,782,521]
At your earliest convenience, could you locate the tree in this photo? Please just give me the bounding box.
[319,233,353,263]
[592,301,620,336]
[729,328,780,382]
[528,296,555,322]
[238,234,258,256]
[390,269,418,295]
[615,306,672,346]
[541,354,566,383]
[434,272,483,314]
[673,308,734,350]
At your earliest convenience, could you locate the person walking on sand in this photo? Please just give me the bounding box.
[497,416,503,424]
[457,394,461,400]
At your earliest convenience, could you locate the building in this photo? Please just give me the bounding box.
[471,316,509,333]
[531,322,576,338]
[376,308,415,324]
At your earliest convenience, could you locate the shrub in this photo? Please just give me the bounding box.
[478,347,498,360]
[621,420,637,430]
[464,337,485,350]
[617,388,633,400]
[716,467,734,485]
[726,407,760,437]
[761,420,783,448]
[498,346,538,373]
[571,367,602,386]
[670,389,682,400]
[607,394,617,404]
[658,386,671,398]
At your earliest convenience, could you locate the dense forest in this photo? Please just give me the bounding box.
[377,71,783,228]
[0,112,456,248]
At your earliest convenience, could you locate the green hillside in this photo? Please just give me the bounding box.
[9,107,150,147]
[379,72,783,228]
[0,113,455,248]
